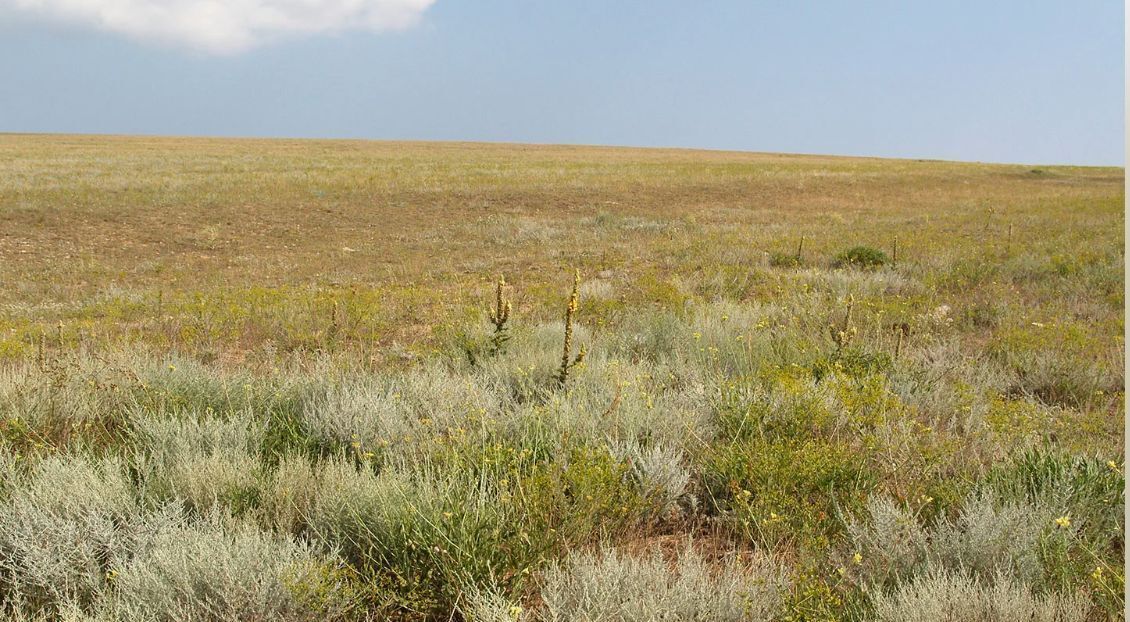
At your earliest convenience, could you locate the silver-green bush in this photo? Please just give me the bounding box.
[111,510,341,622]
[847,492,1056,587]
[0,456,137,616]
[538,545,788,622]
[871,569,1088,622]
[133,412,262,514]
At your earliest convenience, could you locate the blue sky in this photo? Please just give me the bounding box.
[0,1,1123,165]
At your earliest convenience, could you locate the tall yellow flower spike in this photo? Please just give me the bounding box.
[557,269,586,388]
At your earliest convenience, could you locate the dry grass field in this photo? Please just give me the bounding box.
[0,133,1124,621]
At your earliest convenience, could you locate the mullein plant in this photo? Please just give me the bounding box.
[893,322,910,360]
[487,275,513,355]
[556,270,587,388]
[831,295,857,354]
[328,298,341,341]
[37,332,47,371]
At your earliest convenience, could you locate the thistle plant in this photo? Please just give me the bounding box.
[796,235,805,263]
[487,275,512,355]
[892,235,899,264]
[556,270,587,388]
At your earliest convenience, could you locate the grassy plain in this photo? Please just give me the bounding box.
[0,133,1124,621]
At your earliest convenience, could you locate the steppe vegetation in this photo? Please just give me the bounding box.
[0,134,1124,620]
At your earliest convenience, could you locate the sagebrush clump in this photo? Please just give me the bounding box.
[539,545,788,622]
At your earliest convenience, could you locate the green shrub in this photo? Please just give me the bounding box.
[832,246,889,270]
[991,336,1119,411]
[958,301,1002,329]
[519,445,652,545]
[714,373,898,446]
[982,449,1124,551]
[713,377,839,442]
[811,347,893,382]
[703,437,873,550]
[306,461,549,618]
[981,449,1125,615]
[781,564,867,622]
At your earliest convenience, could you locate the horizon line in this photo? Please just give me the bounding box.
[1,130,1124,169]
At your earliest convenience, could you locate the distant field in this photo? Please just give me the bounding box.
[1,134,1122,362]
[0,134,1124,621]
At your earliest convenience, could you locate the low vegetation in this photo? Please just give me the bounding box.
[0,135,1123,620]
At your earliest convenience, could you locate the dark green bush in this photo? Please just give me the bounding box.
[983,448,1124,552]
[832,246,889,270]
[702,437,874,550]
[520,444,652,545]
[812,347,893,382]
[959,301,1002,329]
[769,252,803,268]
[981,449,1125,616]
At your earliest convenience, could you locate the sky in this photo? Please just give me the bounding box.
[0,1,1124,165]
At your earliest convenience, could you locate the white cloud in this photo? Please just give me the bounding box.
[5,0,436,54]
